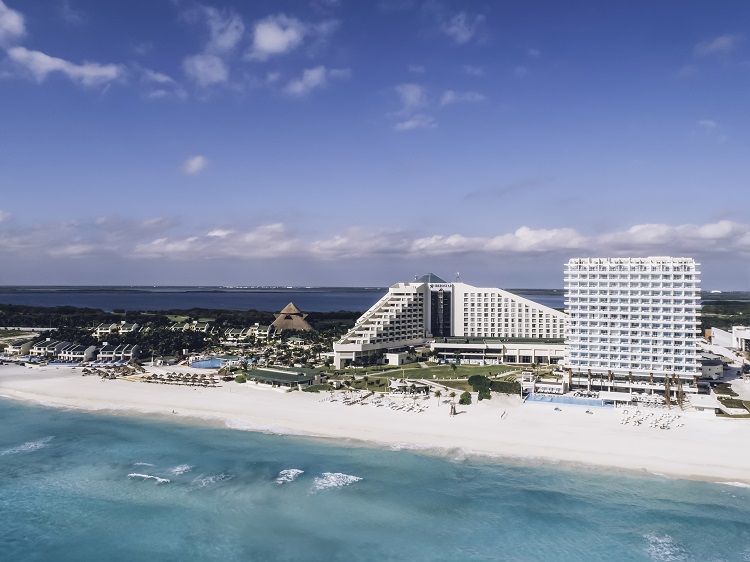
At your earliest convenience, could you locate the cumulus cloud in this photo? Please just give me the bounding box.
[1,217,749,268]
[695,34,742,56]
[182,155,208,175]
[7,46,123,87]
[283,65,349,96]
[203,6,245,53]
[246,13,338,60]
[395,83,426,112]
[133,223,296,260]
[181,6,244,88]
[394,114,436,131]
[440,90,485,106]
[0,0,24,45]
[182,53,228,86]
[392,83,435,131]
[440,11,485,44]
[59,0,86,25]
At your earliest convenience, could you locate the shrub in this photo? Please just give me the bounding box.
[459,391,472,405]
[235,374,247,384]
[490,380,521,395]
[478,388,491,401]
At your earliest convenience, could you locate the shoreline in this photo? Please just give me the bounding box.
[2,363,749,485]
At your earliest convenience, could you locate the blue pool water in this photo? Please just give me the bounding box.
[190,358,225,369]
[525,394,609,408]
[1,399,749,561]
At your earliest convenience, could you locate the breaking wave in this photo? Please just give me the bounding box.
[276,469,304,484]
[191,473,232,489]
[170,464,193,475]
[1,436,54,456]
[128,473,170,484]
[312,472,362,491]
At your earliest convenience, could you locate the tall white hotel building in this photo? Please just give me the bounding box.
[564,257,701,393]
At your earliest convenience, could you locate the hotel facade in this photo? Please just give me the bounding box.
[563,257,701,393]
[333,274,567,369]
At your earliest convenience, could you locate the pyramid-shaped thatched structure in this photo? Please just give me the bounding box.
[271,302,314,332]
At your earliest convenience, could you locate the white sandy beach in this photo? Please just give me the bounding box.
[2,362,749,484]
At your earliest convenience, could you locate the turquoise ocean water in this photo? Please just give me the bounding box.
[1,399,749,561]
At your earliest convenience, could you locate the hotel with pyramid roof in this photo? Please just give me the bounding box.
[333,274,567,369]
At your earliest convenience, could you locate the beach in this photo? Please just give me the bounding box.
[1,362,749,485]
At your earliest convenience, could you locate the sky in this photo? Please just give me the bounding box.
[0,0,749,289]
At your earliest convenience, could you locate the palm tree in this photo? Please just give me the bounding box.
[449,391,456,403]
[434,389,442,405]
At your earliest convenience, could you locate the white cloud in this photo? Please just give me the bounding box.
[246,14,338,61]
[514,65,528,77]
[7,46,123,87]
[527,48,541,58]
[0,0,24,45]
[395,83,426,112]
[695,34,741,56]
[283,65,349,96]
[284,66,326,95]
[463,65,483,76]
[395,114,436,131]
[133,223,296,260]
[0,209,10,223]
[59,0,86,25]
[2,217,750,267]
[203,6,245,53]
[408,64,425,73]
[182,53,228,86]
[142,69,174,84]
[440,11,485,44]
[697,119,718,129]
[182,155,208,175]
[440,90,485,106]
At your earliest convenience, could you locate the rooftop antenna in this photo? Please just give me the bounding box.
[455,271,460,282]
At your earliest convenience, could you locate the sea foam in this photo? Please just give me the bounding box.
[170,464,193,475]
[276,469,304,484]
[718,481,750,489]
[644,533,689,562]
[128,473,170,484]
[1,436,54,456]
[312,472,362,491]
[191,473,232,489]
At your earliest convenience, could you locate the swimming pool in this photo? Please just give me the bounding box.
[524,394,610,408]
[191,358,225,369]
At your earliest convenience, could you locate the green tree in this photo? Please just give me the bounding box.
[235,374,247,383]
[434,389,442,405]
[459,391,472,405]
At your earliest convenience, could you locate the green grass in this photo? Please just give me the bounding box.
[167,315,189,323]
[713,383,739,397]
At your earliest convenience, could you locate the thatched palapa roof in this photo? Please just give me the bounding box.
[271,301,314,332]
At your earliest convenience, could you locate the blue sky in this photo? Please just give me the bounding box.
[0,0,748,289]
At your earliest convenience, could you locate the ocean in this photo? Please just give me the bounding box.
[0,287,565,312]
[1,399,748,561]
